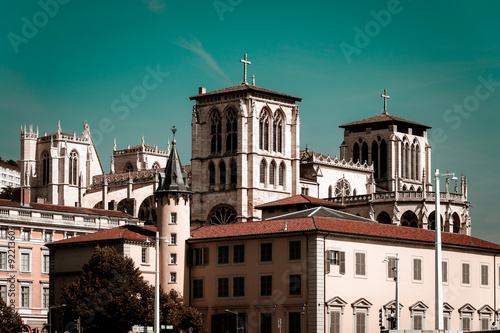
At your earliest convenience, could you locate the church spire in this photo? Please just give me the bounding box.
[156,126,190,193]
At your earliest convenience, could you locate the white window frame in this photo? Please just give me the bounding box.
[169,212,177,224]
[41,251,50,274]
[41,284,50,309]
[169,253,177,265]
[169,272,176,284]
[0,249,7,271]
[20,251,31,273]
[412,314,424,330]
[354,311,367,333]
[19,283,31,308]
[461,316,472,331]
[0,283,7,303]
[141,247,149,264]
[480,316,490,330]
[170,233,177,245]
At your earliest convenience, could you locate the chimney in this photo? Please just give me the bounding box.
[284,221,288,231]
[199,87,206,94]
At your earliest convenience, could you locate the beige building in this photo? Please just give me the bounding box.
[0,160,21,189]
[0,198,137,332]
[187,203,500,333]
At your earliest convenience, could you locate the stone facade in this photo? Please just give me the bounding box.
[190,85,301,224]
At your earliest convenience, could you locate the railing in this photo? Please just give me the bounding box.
[92,170,157,186]
[328,191,465,204]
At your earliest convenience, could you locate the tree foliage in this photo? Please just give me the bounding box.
[61,246,206,333]
[0,186,14,200]
[0,297,24,333]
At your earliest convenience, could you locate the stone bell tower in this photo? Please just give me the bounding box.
[189,54,302,225]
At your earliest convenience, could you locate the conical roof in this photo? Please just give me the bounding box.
[155,127,191,193]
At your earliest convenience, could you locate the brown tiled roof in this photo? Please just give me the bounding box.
[47,225,157,246]
[0,199,20,207]
[190,217,500,251]
[255,194,344,209]
[189,84,302,102]
[339,114,431,129]
[0,199,133,218]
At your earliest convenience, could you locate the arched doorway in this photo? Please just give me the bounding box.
[452,212,461,233]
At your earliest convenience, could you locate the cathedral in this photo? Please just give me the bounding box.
[17,55,491,333]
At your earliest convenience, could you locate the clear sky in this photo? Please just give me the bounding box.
[1,0,499,242]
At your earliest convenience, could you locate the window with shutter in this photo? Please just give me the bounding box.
[355,253,366,276]
[413,258,422,281]
[462,263,470,284]
[481,265,488,286]
[442,261,448,283]
[339,251,345,275]
[356,313,366,333]
[330,311,340,333]
[413,315,423,330]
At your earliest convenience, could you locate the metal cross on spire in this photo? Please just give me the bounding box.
[381,89,390,115]
[240,53,251,84]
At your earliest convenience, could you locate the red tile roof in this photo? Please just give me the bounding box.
[47,225,157,246]
[0,199,133,218]
[0,199,20,207]
[339,114,431,129]
[190,217,500,251]
[255,194,344,209]
[189,84,302,102]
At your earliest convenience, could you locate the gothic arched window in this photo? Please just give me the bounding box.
[209,162,215,186]
[125,163,134,173]
[278,162,285,186]
[208,204,237,225]
[225,108,237,153]
[377,211,391,224]
[269,161,276,185]
[380,140,387,178]
[260,160,266,184]
[68,150,78,185]
[405,142,410,179]
[219,161,226,186]
[415,143,420,181]
[372,141,379,179]
[335,177,351,197]
[411,144,416,180]
[273,112,283,153]
[210,110,222,154]
[361,142,368,165]
[259,109,270,151]
[230,159,237,186]
[401,211,418,228]
[353,142,360,163]
[42,151,50,186]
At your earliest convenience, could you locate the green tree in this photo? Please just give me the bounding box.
[0,297,24,333]
[0,186,14,200]
[61,246,206,333]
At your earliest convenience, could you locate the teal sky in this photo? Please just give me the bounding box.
[1,0,499,242]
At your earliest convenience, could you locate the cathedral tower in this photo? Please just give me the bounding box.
[339,89,432,192]
[189,55,302,224]
[154,127,192,296]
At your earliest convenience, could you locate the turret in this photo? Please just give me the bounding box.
[154,126,192,298]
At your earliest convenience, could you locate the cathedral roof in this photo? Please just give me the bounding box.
[155,128,191,193]
[189,83,302,102]
[339,114,431,130]
[255,194,345,210]
[189,216,500,251]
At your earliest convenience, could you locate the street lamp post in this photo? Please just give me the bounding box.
[152,231,169,333]
[434,169,457,330]
[48,304,66,333]
[384,255,399,330]
[225,309,239,332]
